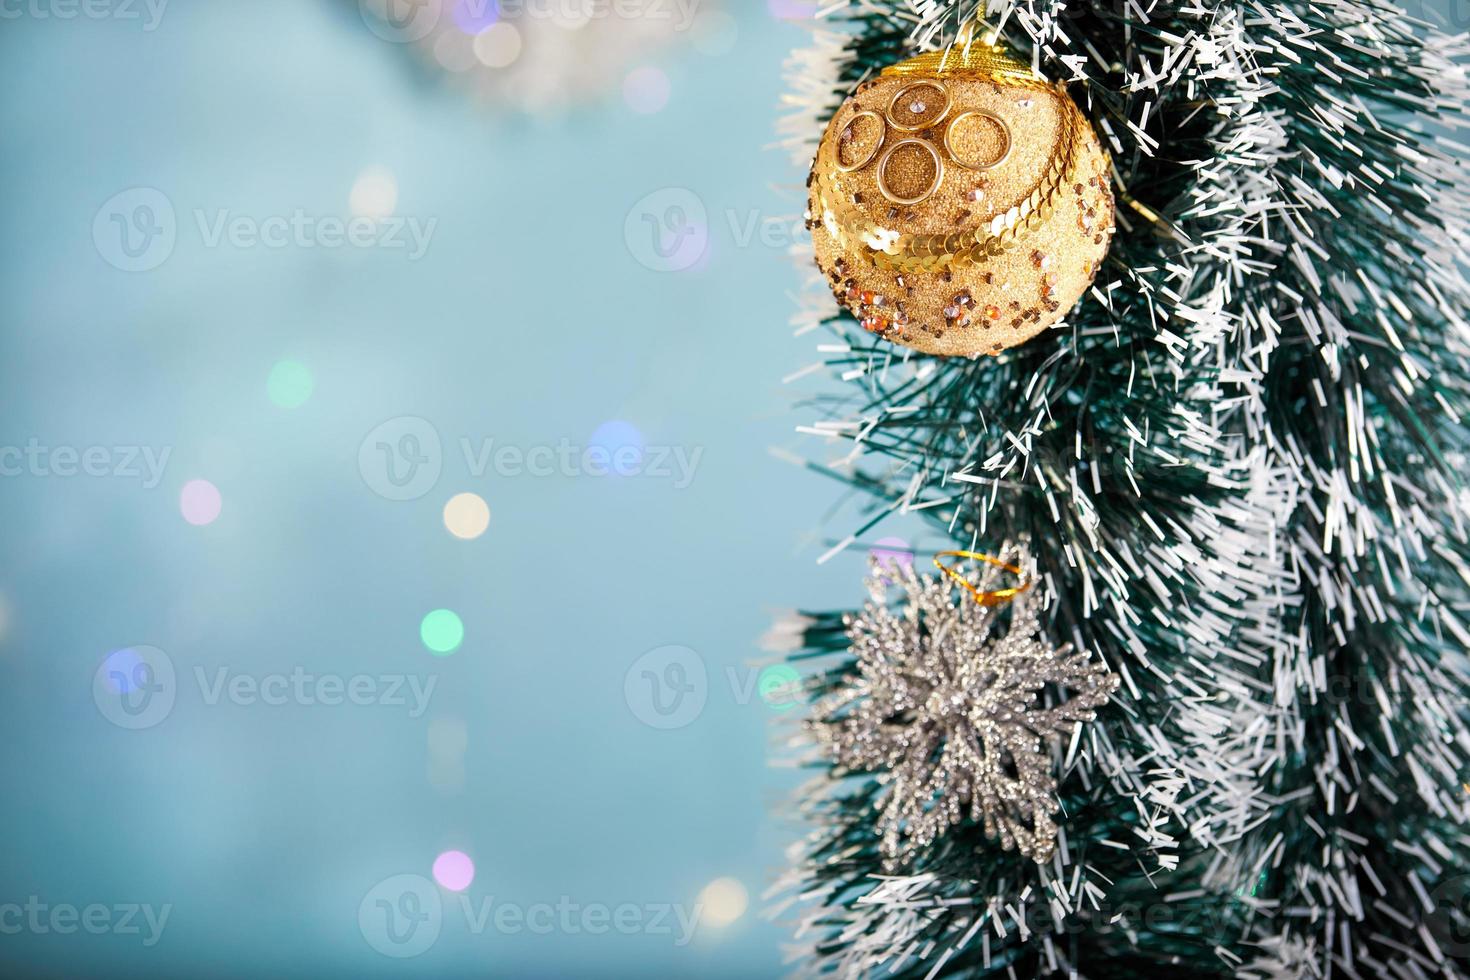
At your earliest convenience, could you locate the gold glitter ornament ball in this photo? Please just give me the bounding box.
[808,40,1115,357]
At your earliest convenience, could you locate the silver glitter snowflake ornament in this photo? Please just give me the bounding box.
[811,547,1119,866]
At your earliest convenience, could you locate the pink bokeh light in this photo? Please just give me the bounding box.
[180,479,222,527]
[432,850,475,892]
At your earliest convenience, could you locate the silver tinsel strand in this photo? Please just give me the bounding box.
[810,548,1119,866]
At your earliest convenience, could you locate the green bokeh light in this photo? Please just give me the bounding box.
[267,360,314,409]
[420,609,464,656]
[758,664,803,711]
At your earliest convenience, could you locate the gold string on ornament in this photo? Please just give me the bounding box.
[933,551,1031,606]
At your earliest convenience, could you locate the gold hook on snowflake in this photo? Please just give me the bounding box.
[933,550,1030,607]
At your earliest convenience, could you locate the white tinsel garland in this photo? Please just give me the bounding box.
[773,0,1470,977]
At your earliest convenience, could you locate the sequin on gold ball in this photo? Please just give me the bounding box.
[807,43,1116,358]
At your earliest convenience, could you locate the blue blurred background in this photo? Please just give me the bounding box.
[0,1,885,976]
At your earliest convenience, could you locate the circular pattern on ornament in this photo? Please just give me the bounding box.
[877,139,945,206]
[886,80,951,132]
[836,110,886,172]
[945,111,1012,170]
[806,48,1117,359]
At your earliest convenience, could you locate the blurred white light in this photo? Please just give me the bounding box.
[427,757,466,795]
[428,716,468,795]
[696,877,748,928]
[428,716,468,758]
[433,30,477,73]
[473,22,523,69]
[443,492,492,540]
[350,167,399,220]
[623,66,671,115]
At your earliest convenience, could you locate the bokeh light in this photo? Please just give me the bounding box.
[451,0,499,34]
[443,492,491,540]
[349,166,398,219]
[673,221,713,274]
[428,716,468,757]
[421,609,464,655]
[623,67,670,114]
[432,30,477,73]
[428,716,468,795]
[180,479,222,526]
[589,420,645,476]
[758,664,803,711]
[429,725,467,793]
[473,22,522,67]
[101,648,146,695]
[697,877,748,928]
[869,536,914,575]
[267,360,314,409]
[432,850,476,891]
